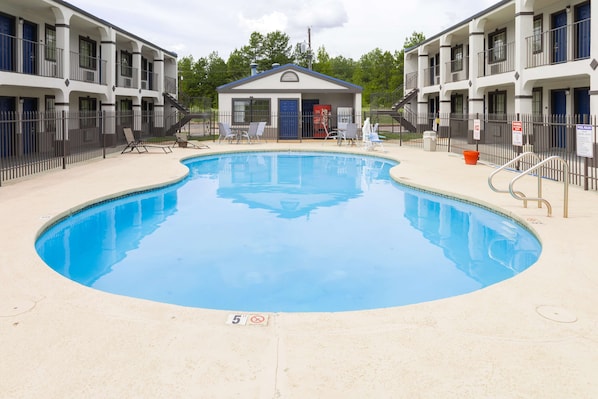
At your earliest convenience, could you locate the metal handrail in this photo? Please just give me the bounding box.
[488,152,543,208]
[509,156,569,218]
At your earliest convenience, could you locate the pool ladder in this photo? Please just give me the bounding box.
[488,152,569,218]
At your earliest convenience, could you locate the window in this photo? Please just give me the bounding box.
[79,97,97,129]
[451,94,464,114]
[533,15,543,53]
[232,98,271,124]
[79,36,96,70]
[488,91,507,116]
[120,50,132,77]
[45,25,56,61]
[489,28,507,63]
[451,45,463,72]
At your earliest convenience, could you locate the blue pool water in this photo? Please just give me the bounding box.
[36,152,541,312]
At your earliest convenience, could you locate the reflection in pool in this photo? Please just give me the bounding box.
[36,152,541,312]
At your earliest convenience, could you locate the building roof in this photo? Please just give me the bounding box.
[57,0,178,58]
[405,0,512,52]
[217,63,362,93]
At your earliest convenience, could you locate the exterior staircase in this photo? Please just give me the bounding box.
[370,87,419,132]
[163,92,208,136]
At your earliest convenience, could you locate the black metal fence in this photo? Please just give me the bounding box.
[2,109,597,192]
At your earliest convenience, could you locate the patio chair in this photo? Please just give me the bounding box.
[122,127,172,154]
[174,131,209,149]
[361,118,372,149]
[218,122,237,143]
[368,131,386,151]
[247,121,267,143]
[322,123,339,143]
[338,122,358,146]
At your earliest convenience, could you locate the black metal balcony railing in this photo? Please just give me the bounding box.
[526,19,591,68]
[478,42,515,77]
[0,33,64,78]
[69,52,107,85]
[445,57,469,83]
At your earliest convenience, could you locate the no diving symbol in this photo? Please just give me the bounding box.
[248,314,268,326]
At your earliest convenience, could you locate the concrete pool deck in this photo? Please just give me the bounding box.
[1,140,597,398]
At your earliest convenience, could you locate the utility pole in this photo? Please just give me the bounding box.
[308,27,312,70]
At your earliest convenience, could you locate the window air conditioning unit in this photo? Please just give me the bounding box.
[141,80,147,90]
[124,78,131,87]
[85,71,95,82]
[435,76,440,85]
[490,64,501,75]
[452,73,459,82]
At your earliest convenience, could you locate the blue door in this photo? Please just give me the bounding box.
[0,96,16,157]
[22,21,37,74]
[575,3,591,59]
[551,90,567,148]
[22,98,37,154]
[552,11,567,63]
[279,99,299,140]
[0,13,15,71]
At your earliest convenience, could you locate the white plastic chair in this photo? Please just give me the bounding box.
[369,131,386,151]
[218,122,237,143]
[248,121,267,143]
[338,123,358,146]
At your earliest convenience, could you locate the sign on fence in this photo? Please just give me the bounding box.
[473,119,481,140]
[512,121,523,146]
[576,124,594,158]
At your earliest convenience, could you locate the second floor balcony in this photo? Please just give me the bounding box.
[477,41,515,77]
[445,56,469,83]
[70,52,107,85]
[526,19,590,68]
[0,33,64,79]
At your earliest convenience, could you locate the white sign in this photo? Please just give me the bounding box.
[226,314,248,325]
[473,119,481,141]
[512,121,523,146]
[576,124,594,158]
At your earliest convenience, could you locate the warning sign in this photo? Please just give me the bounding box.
[512,121,523,146]
[247,314,268,326]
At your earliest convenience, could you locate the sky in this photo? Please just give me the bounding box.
[65,0,499,61]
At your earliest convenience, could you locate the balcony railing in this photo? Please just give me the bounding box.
[526,19,591,68]
[478,42,515,77]
[164,76,177,94]
[116,64,138,88]
[141,70,158,91]
[405,71,418,90]
[69,52,107,85]
[445,57,469,83]
[0,33,64,78]
[423,65,440,86]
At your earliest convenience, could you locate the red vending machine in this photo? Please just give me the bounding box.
[313,104,331,138]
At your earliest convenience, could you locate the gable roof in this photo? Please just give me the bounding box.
[217,63,362,93]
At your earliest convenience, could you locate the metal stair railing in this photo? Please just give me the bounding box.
[509,156,569,218]
[488,152,542,208]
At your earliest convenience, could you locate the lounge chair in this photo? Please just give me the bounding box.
[122,127,172,154]
[218,122,237,143]
[173,131,209,149]
[362,118,372,149]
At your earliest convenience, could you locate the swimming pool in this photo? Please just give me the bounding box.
[35,152,541,312]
